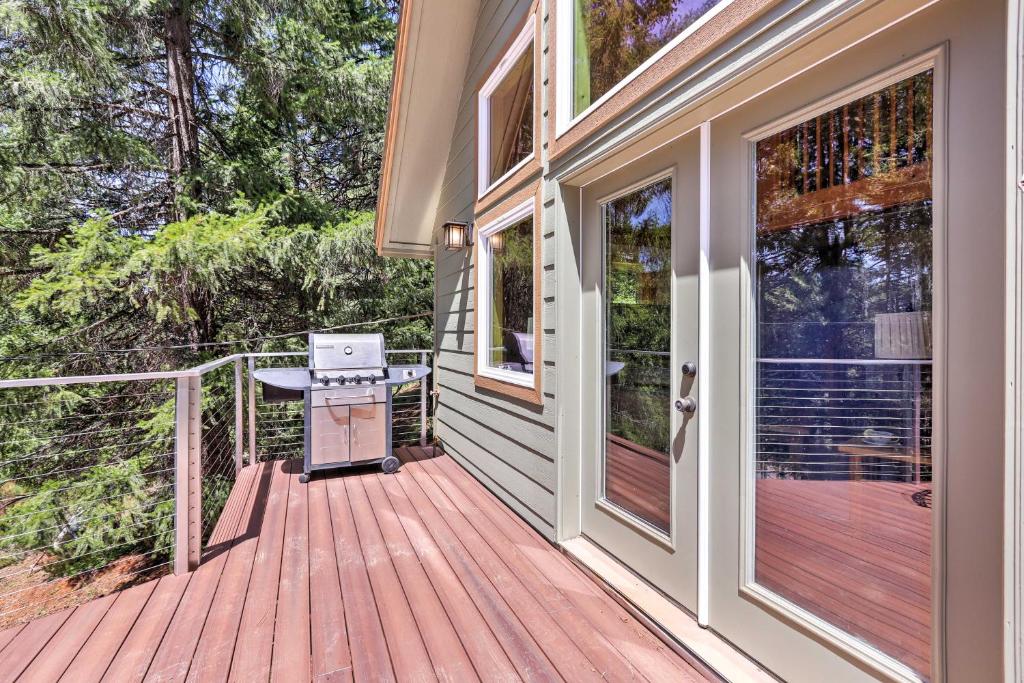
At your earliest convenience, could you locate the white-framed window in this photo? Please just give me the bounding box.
[555,0,733,136]
[477,15,536,198]
[476,198,536,387]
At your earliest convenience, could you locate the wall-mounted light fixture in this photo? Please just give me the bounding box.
[442,221,473,251]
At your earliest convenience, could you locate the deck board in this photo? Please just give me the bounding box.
[19,592,116,681]
[306,477,351,680]
[0,606,72,682]
[1,448,711,682]
[146,465,262,682]
[394,464,564,680]
[406,462,606,681]
[229,459,291,681]
[59,580,159,682]
[186,461,270,682]
[429,452,703,682]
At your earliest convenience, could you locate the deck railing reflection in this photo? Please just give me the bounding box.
[756,358,932,483]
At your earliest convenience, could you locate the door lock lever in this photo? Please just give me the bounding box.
[674,397,697,414]
[681,362,697,377]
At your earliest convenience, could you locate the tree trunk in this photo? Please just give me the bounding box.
[164,0,199,222]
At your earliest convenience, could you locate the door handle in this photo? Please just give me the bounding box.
[674,397,697,414]
[681,361,697,377]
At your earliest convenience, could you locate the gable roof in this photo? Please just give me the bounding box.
[375,0,479,258]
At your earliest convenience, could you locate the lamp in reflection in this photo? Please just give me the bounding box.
[489,230,505,254]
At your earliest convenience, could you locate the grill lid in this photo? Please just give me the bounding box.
[310,333,386,371]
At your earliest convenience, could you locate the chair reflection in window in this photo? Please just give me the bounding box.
[495,331,534,374]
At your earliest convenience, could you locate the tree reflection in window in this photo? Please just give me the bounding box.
[603,177,672,533]
[753,71,934,678]
[489,45,534,185]
[487,217,534,374]
[573,0,721,116]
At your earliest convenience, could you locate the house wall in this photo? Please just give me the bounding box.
[432,0,558,539]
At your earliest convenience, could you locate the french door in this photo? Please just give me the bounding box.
[703,9,1001,678]
[579,132,701,611]
[574,1,1005,677]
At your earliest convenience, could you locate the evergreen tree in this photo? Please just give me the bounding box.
[0,0,431,619]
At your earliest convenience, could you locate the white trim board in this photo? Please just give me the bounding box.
[1005,0,1024,678]
[560,536,774,683]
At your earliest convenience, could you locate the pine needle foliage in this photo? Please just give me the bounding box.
[0,0,431,608]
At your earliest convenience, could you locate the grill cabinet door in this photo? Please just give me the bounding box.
[311,403,350,465]
[350,403,386,462]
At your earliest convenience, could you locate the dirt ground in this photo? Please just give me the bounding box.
[0,552,165,630]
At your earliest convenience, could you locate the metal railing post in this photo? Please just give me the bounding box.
[174,375,202,574]
[420,351,428,447]
[247,355,257,465]
[234,357,244,474]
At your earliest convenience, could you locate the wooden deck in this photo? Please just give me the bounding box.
[0,447,709,682]
[756,479,931,676]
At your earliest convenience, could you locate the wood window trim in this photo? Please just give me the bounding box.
[476,3,543,213]
[546,0,779,161]
[473,182,544,405]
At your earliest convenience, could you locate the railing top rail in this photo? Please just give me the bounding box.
[0,353,248,389]
[0,349,435,389]
[758,358,932,366]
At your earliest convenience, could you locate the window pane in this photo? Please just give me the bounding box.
[489,45,534,185]
[754,71,933,679]
[573,0,722,116]
[604,177,672,533]
[487,217,534,374]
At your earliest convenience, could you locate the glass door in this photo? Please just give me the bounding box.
[751,70,934,678]
[579,134,701,611]
[703,49,959,681]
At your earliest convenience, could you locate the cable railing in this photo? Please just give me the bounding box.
[0,348,434,628]
[0,379,177,628]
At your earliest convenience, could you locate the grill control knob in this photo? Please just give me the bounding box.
[319,377,330,386]
[354,375,362,384]
[337,376,346,385]
[369,376,377,385]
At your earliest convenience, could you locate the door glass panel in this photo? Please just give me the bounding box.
[603,177,672,533]
[754,71,933,679]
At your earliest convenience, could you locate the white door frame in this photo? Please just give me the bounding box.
[1004,0,1024,679]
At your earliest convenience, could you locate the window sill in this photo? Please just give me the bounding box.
[474,371,543,405]
[476,155,541,214]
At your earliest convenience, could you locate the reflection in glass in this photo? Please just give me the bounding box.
[573,0,722,116]
[487,217,534,375]
[604,177,672,533]
[754,72,933,679]
[489,44,534,185]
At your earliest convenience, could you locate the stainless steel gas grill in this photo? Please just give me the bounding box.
[252,333,431,481]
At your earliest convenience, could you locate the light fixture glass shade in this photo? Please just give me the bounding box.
[443,221,472,251]
[489,230,505,253]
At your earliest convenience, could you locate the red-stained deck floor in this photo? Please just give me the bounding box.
[0,447,710,682]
